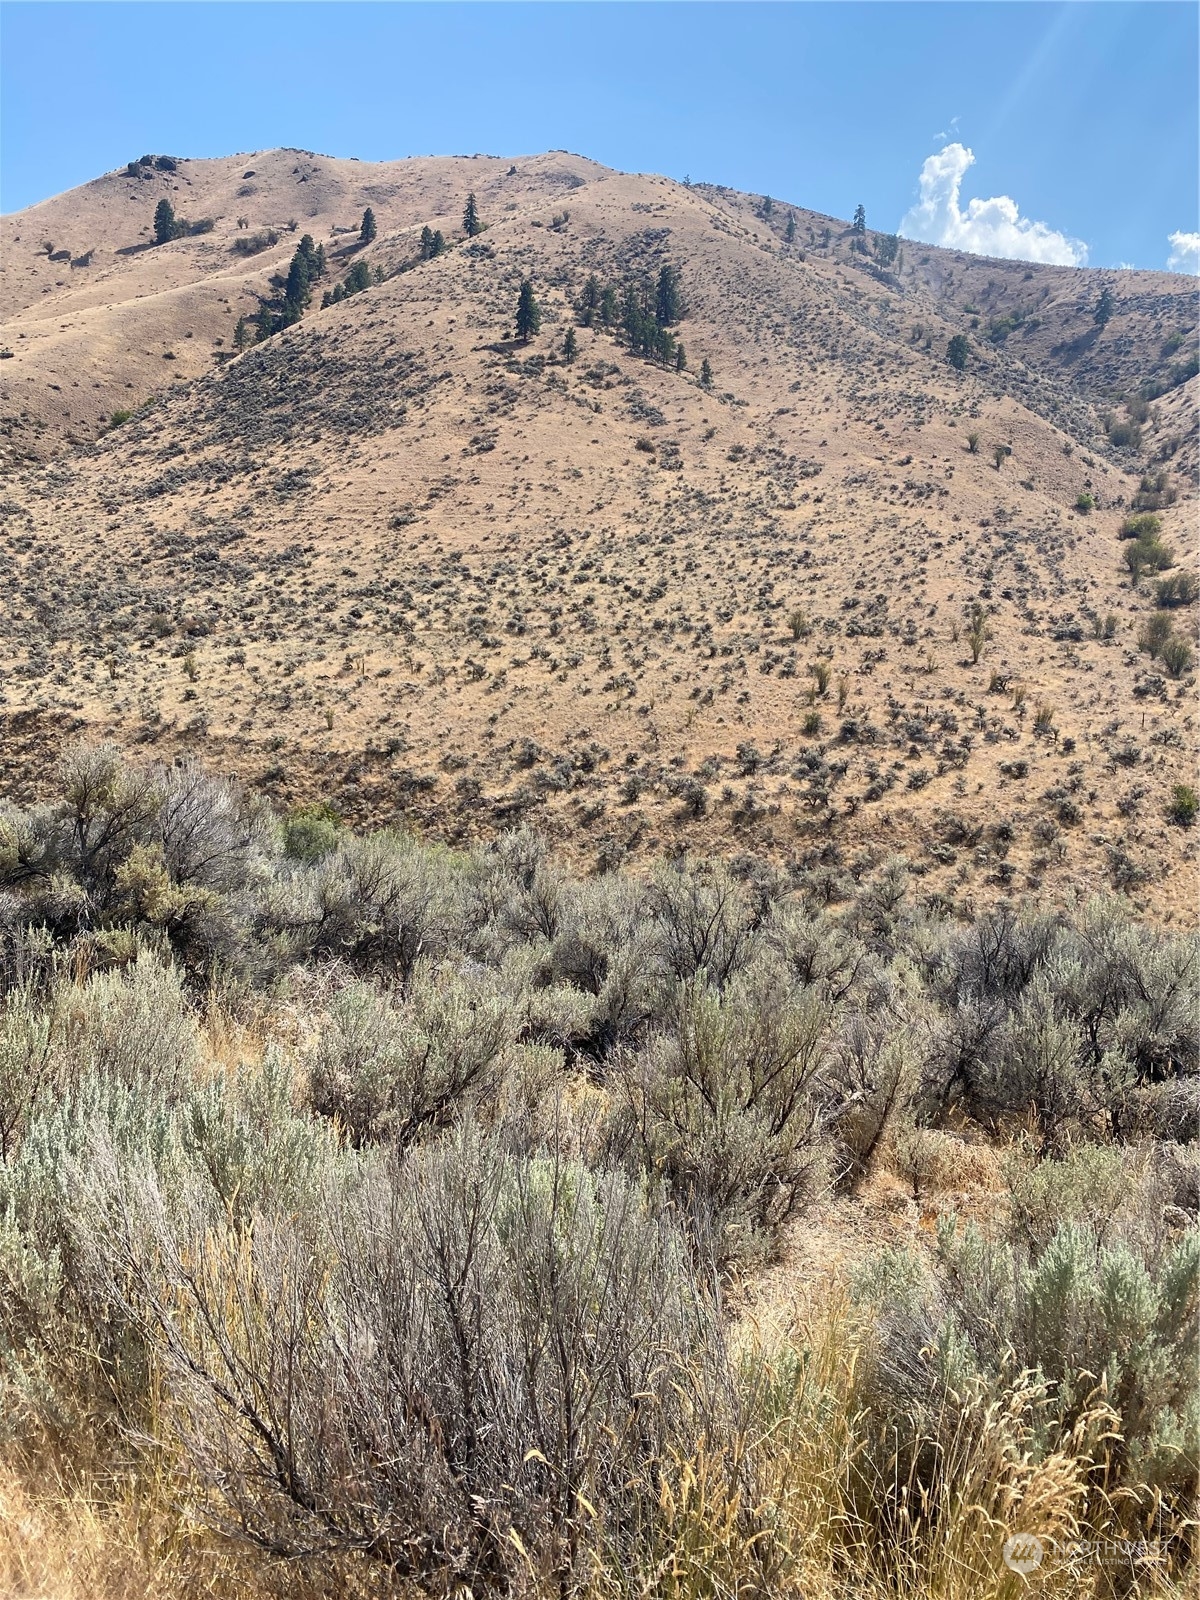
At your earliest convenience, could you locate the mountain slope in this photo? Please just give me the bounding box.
[1,151,1196,917]
[1,148,609,460]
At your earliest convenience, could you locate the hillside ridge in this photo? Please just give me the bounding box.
[0,148,1196,916]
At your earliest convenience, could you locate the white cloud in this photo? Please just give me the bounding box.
[1167,231,1200,273]
[899,143,1088,268]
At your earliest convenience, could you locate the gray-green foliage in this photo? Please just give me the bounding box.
[617,966,832,1263]
[74,1118,711,1586]
[307,966,516,1146]
[0,749,1197,1582]
[855,1141,1200,1502]
[933,1212,1199,1492]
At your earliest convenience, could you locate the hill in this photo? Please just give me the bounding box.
[1,149,1197,917]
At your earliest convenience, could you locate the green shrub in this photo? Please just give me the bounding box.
[1155,571,1198,608]
[855,1191,1200,1506]
[1138,612,1173,658]
[281,800,341,861]
[615,968,832,1265]
[231,230,279,256]
[1125,535,1174,582]
[1161,632,1195,678]
[1167,784,1197,827]
[1105,417,1142,450]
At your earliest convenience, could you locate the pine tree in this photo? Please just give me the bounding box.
[563,326,578,363]
[233,316,250,351]
[599,285,619,329]
[515,279,541,342]
[153,198,177,246]
[852,204,866,235]
[699,357,713,389]
[463,192,481,236]
[622,281,642,348]
[655,264,681,327]
[344,259,371,295]
[675,343,686,372]
[581,274,601,326]
[281,234,319,325]
[785,212,796,243]
[947,333,970,371]
[761,196,774,218]
[360,208,377,244]
[1094,284,1115,328]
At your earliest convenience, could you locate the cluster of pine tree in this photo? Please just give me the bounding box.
[577,264,687,368]
[321,258,374,308]
[578,274,620,330]
[419,225,447,260]
[259,234,326,337]
[414,196,480,263]
[245,197,484,339]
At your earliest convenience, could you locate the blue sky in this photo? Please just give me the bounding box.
[2,2,1196,271]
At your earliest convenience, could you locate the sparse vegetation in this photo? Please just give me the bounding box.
[231,228,279,255]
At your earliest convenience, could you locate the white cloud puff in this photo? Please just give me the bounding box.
[900,143,1088,267]
[1166,231,1200,273]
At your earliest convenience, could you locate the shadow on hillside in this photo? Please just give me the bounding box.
[115,240,158,258]
[1051,325,1101,364]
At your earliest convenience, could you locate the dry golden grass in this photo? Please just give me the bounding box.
[3,1306,1188,1600]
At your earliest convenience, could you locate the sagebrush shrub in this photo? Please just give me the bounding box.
[0,750,1196,1594]
[307,967,516,1146]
